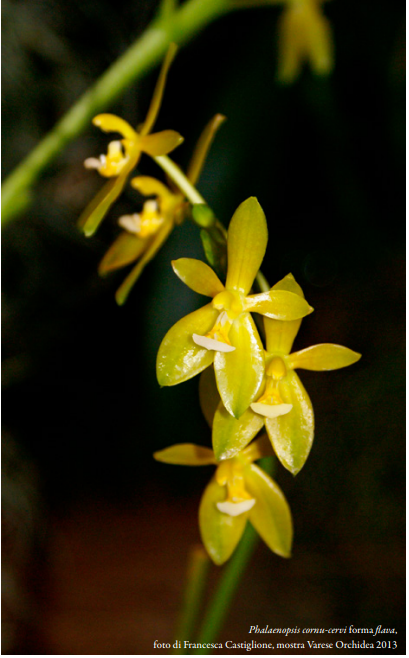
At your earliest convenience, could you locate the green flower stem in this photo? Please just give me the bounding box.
[154,155,206,205]
[155,155,272,292]
[1,0,230,225]
[193,524,259,654]
[255,269,270,293]
[172,545,211,654]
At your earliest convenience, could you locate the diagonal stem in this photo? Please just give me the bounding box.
[172,545,211,654]
[1,0,230,225]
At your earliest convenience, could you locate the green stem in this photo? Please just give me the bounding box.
[154,155,206,205]
[1,0,230,225]
[193,524,259,654]
[172,545,211,654]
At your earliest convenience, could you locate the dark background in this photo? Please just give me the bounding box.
[2,0,405,654]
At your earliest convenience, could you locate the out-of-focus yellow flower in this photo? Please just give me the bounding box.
[210,274,361,473]
[98,114,226,305]
[156,197,313,419]
[78,43,183,237]
[277,0,333,83]
[154,435,292,565]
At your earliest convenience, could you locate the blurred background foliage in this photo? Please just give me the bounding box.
[2,0,405,653]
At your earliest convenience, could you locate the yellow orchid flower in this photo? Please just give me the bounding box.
[98,114,226,305]
[156,197,314,419]
[154,435,292,565]
[210,273,361,473]
[277,0,333,83]
[78,43,183,237]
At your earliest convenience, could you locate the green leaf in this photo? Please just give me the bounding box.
[212,402,264,461]
[288,343,361,371]
[225,197,268,296]
[265,370,314,475]
[156,303,218,386]
[245,464,293,558]
[214,313,264,419]
[171,258,224,297]
[199,476,248,565]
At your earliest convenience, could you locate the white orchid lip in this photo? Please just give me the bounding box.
[118,214,140,234]
[84,155,105,170]
[216,499,256,517]
[192,334,235,352]
[250,402,293,418]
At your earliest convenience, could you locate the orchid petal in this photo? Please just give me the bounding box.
[154,443,216,466]
[214,312,264,419]
[225,197,268,296]
[141,43,178,136]
[199,367,220,428]
[139,130,184,156]
[245,289,313,320]
[212,402,264,462]
[245,464,293,558]
[264,273,305,355]
[130,176,172,199]
[98,232,147,274]
[171,258,224,297]
[288,344,362,371]
[187,114,226,185]
[304,4,334,76]
[265,370,314,475]
[156,303,218,386]
[79,156,138,237]
[199,476,248,565]
[242,434,273,464]
[277,6,305,83]
[92,114,138,141]
[115,217,174,305]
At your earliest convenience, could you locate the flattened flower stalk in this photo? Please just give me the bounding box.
[156,197,313,419]
[154,436,292,565]
[98,114,226,305]
[211,273,361,473]
[79,43,183,238]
